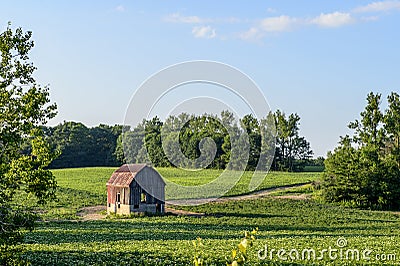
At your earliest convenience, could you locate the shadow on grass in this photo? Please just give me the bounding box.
[23,250,192,266]
[23,250,305,266]
[25,218,395,245]
[208,212,290,219]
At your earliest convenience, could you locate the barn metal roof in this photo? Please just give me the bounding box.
[106,164,147,187]
[115,164,146,173]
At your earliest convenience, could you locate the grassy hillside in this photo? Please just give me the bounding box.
[37,167,320,219]
[40,167,116,219]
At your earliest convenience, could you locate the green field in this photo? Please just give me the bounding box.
[34,167,320,219]
[17,168,400,265]
[23,197,400,265]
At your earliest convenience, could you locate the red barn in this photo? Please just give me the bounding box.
[106,164,165,214]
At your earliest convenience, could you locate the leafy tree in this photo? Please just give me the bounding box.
[116,124,144,164]
[0,23,58,263]
[259,112,276,171]
[273,110,313,171]
[240,114,261,170]
[177,114,228,169]
[45,122,123,168]
[385,92,400,168]
[322,92,400,210]
[312,156,325,167]
[221,111,249,171]
[348,93,385,149]
[144,117,171,167]
[49,122,90,167]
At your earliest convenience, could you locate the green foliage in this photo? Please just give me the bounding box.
[117,122,143,164]
[0,244,29,266]
[18,197,400,265]
[118,110,311,172]
[226,228,258,266]
[41,122,124,168]
[272,110,313,172]
[240,114,261,171]
[143,117,169,167]
[39,167,115,219]
[322,92,400,210]
[303,157,325,172]
[385,92,400,168]
[191,228,258,266]
[0,22,58,264]
[23,167,319,219]
[268,183,314,197]
[192,237,205,266]
[0,164,391,265]
[34,110,311,172]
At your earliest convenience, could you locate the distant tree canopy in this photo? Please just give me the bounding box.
[322,92,400,210]
[40,111,313,171]
[116,110,313,172]
[38,122,124,168]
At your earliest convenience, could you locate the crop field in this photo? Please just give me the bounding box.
[22,197,400,265]
[16,167,400,265]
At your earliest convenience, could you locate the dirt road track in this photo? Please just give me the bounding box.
[78,182,312,220]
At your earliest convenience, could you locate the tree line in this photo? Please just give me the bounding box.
[39,122,124,168]
[38,110,318,172]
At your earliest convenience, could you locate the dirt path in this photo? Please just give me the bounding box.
[219,182,310,201]
[77,205,106,220]
[166,182,311,206]
[272,193,310,200]
[78,182,311,220]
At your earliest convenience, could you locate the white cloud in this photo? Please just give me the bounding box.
[192,26,216,39]
[223,17,242,23]
[165,13,203,23]
[165,2,395,42]
[238,12,354,41]
[361,16,380,21]
[311,12,354,28]
[164,13,241,24]
[260,15,298,32]
[239,27,263,40]
[354,0,400,13]
[115,5,125,12]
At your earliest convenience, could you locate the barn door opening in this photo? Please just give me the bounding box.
[116,193,121,209]
[141,192,147,203]
[132,186,140,209]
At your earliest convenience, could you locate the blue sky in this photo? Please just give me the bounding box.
[1,1,400,157]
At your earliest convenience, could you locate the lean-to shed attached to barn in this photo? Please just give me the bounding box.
[107,164,165,214]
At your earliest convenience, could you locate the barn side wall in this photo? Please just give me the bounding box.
[107,186,130,204]
[134,167,165,203]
